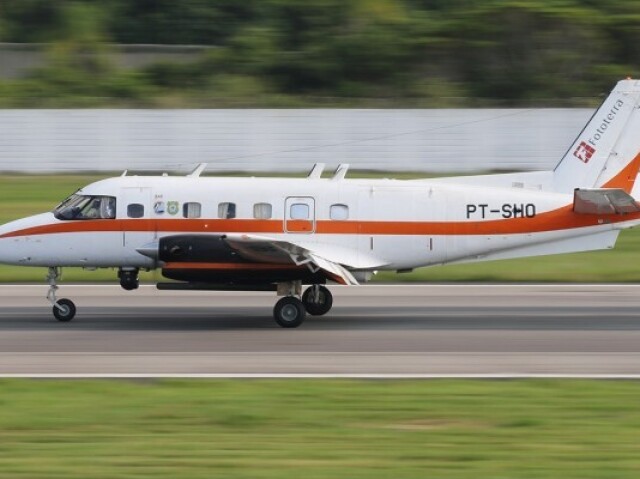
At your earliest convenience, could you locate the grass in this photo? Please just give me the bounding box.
[1,173,640,283]
[0,379,638,478]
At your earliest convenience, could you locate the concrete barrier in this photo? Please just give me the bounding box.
[0,108,591,173]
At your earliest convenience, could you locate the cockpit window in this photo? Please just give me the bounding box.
[53,195,116,220]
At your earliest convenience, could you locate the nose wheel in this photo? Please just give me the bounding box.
[53,298,76,322]
[46,267,77,322]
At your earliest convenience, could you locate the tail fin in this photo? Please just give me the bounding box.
[553,79,640,194]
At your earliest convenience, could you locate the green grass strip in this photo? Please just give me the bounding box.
[0,379,638,478]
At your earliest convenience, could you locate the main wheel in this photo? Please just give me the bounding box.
[53,298,76,322]
[273,297,306,328]
[302,285,333,316]
[119,270,139,291]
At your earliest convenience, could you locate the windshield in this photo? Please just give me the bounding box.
[53,195,116,220]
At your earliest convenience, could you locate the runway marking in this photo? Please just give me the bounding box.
[1,373,640,379]
[3,284,640,289]
[1,352,639,355]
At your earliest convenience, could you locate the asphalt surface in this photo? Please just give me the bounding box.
[1,284,640,376]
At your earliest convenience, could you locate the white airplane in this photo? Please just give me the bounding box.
[1,79,640,327]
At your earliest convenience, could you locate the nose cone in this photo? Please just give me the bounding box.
[0,212,56,265]
[0,212,55,237]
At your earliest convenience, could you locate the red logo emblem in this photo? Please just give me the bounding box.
[573,141,595,163]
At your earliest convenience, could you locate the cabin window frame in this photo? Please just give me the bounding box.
[253,202,273,219]
[290,203,310,220]
[218,202,237,219]
[183,202,202,219]
[127,203,145,219]
[330,203,349,220]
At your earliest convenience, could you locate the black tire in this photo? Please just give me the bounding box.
[273,297,306,328]
[119,270,139,291]
[302,285,333,316]
[120,278,139,291]
[53,298,76,322]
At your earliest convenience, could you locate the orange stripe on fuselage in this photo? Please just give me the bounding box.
[1,206,639,240]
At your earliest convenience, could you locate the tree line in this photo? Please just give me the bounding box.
[0,0,638,107]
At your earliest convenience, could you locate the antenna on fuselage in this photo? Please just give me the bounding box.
[307,163,325,179]
[331,164,349,181]
[187,163,208,177]
[120,170,128,177]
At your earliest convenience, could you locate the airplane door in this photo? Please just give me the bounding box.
[284,197,315,234]
[120,187,155,248]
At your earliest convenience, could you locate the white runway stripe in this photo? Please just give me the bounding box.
[0,373,640,379]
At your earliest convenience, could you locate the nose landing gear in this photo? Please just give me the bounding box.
[46,267,76,322]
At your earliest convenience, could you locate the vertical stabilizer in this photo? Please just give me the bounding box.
[554,79,640,194]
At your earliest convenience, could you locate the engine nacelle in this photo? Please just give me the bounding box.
[159,234,235,263]
[158,235,327,284]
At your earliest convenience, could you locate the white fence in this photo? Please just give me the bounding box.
[0,109,592,173]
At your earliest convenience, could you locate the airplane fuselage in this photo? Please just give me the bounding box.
[0,174,634,275]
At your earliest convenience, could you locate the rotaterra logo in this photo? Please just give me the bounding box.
[573,141,595,163]
[589,98,624,147]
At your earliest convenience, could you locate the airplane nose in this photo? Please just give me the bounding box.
[0,212,56,265]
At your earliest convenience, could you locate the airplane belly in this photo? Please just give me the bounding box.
[443,225,618,265]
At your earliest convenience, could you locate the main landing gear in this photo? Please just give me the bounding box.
[118,268,140,291]
[302,285,333,316]
[273,282,334,328]
[46,267,76,322]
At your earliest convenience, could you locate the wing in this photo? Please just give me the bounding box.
[573,188,640,215]
[222,234,387,286]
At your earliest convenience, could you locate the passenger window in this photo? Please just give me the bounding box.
[183,202,202,218]
[253,203,272,219]
[127,203,144,218]
[330,204,349,220]
[218,202,236,219]
[290,203,309,220]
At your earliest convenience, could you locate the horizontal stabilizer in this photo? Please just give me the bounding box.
[573,188,640,215]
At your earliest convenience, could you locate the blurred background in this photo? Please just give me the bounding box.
[1,0,638,108]
[2,0,638,173]
[0,0,638,173]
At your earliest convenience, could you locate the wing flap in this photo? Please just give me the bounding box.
[307,253,358,285]
[223,234,369,285]
[573,188,640,215]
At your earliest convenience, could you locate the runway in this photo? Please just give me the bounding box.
[1,284,640,376]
